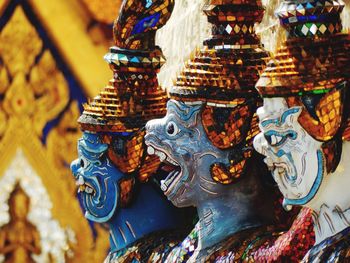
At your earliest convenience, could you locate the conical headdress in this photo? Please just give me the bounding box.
[169,0,269,184]
[78,0,175,181]
[256,0,350,172]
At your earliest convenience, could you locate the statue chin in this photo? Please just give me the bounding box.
[83,184,119,223]
[71,132,123,224]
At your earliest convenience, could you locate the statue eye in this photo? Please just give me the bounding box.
[166,121,180,137]
[80,157,89,169]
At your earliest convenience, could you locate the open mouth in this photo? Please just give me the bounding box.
[76,175,96,195]
[147,145,182,195]
[264,130,297,147]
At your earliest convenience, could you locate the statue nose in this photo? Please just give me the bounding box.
[70,159,80,178]
[145,118,159,133]
[253,133,268,156]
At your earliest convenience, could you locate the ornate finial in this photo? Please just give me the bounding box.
[167,1,269,184]
[169,0,267,105]
[79,0,174,133]
[276,0,345,38]
[203,0,264,47]
[114,0,175,50]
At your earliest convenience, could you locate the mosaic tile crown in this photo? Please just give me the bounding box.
[276,0,345,38]
[257,0,350,97]
[79,0,174,133]
[256,0,350,142]
[169,0,268,105]
[167,0,269,185]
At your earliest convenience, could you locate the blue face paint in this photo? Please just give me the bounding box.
[71,132,185,254]
[283,150,324,208]
[261,107,301,128]
[71,132,123,223]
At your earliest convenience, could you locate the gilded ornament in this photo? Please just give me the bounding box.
[81,0,122,24]
[0,183,41,263]
[0,7,42,76]
[0,4,110,262]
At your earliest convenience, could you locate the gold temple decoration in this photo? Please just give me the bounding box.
[46,101,83,194]
[81,0,122,24]
[0,183,41,263]
[27,0,111,97]
[0,4,109,262]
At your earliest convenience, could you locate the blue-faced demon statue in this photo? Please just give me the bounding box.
[70,0,193,261]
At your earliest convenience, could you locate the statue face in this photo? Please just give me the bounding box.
[145,100,228,207]
[253,98,325,209]
[70,132,122,223]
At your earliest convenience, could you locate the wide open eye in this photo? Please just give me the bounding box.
[80,157,90,169]
[166,121,180,137]
[264,130,297,147]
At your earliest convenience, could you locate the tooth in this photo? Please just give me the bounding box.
[78,175,85,185]
[85,187,94,194]
[160,180,168,191]
[158,152,166,162]
[147,146,155,155]
[277,168,284,175]
[276,136,282,143]
[166,157,175,165]
[168,157,178,166]
[168,170,176,178]
[271,135,277,145]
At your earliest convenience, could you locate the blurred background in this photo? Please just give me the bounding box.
[0,0,349,262]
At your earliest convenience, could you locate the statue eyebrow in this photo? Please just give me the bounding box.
[78,140,106,159]
[261,107,301,127]
[168,101,202,122]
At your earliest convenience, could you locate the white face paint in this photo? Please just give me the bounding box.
[253,98,325,209]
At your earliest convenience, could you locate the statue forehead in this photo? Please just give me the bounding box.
[258,98,290,119]
[78,132,108,155]
[167,100,203,120]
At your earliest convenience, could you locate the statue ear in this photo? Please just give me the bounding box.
[210,147,253,185]
[104,130,145,174]
[286,83,346,141]
[201,100,256,150]
[322,137,342,174]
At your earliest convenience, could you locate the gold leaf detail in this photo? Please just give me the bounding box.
[30,50,69,136]
[0,7,42,76]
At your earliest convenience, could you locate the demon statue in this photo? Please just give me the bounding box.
[253,0,350,261]
[145,0,314,262]
[70,0,192,262]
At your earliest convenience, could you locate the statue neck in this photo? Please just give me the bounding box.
[108,182,180,253]
[308,142,350,244]
[196,182,274,249]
